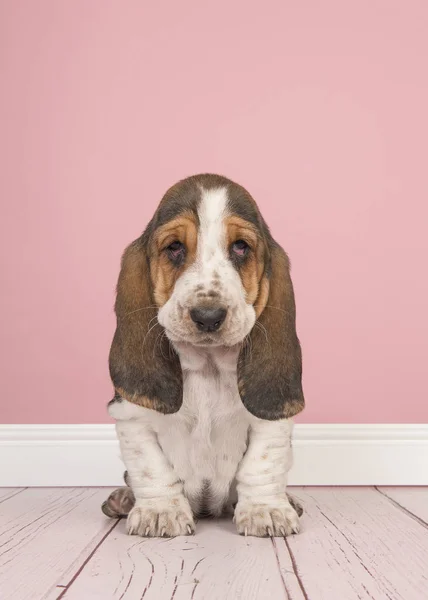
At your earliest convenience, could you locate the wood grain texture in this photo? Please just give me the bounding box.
[0,488,24,503]
[1,487,427,600]
[0,487,117,600]
[377,487,428,524]
[270,535,306,600]
[61,518,293,600]
[277,487,428,600]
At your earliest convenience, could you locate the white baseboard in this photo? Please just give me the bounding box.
[0,424,427,487]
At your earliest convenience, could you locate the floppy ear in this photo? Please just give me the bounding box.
[109,239,183,413]
[237,243,304,420]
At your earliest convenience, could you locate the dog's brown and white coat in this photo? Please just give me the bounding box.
[104,174,305,537]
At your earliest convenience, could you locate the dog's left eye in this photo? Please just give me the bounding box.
[231,240,250,258]
[166,241,186,263]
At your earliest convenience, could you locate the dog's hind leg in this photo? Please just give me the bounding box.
[286,493,303,517]
[101,473,136,518]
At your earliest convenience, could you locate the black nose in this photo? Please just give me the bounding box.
[190,307,227,332]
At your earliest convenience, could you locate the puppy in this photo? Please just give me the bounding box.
[103,174,305,537]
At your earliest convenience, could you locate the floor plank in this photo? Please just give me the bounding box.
[274,487,428,600]
[377,487,428,524]
[0,487,117,600]
[0,488,25,503]
[61,517,294,600]
[1,487,427,600]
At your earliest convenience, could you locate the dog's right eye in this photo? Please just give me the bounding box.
[166,241,186,264]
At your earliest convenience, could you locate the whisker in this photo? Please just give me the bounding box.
[241,333,253,364]
[123,306,158,317]
[151,329,163,360]
[142,318,161,348]
[156,330,170,361]
[254,320,269,344]
[163,332,174,361]
[146,315,159,332]
[253,304,289,315]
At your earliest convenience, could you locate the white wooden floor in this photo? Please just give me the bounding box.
[0,488,427,600]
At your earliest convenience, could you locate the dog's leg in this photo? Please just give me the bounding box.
[115,419,195,537]
[234,418,301,537]
[287,492,303,517]
[102,486,135,518]
[101,471,135,518]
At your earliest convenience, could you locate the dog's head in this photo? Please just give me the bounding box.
[109,174,304,420]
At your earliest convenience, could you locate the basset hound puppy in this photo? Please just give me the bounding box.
[102,174,305,537]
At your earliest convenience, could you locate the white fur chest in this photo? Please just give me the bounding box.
[156,344,250,513]
[109,344,251,515]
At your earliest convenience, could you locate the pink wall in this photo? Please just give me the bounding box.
[1,1,427,424]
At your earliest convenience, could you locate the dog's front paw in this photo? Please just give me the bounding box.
[234,501,300,537]
[127,496,195,537]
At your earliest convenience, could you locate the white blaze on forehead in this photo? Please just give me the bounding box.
[158,182,256,346]
[197,186,229,264]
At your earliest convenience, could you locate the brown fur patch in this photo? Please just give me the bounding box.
[254,276,270,318]
[115,387,169,413]
[151,212,198,306]
[237,244,305,420]
[109,240,183,414]
[225,215,266,305]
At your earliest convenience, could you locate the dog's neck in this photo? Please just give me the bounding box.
[171,340,240,374]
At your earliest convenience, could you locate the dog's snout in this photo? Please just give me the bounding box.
[190,307,227,332]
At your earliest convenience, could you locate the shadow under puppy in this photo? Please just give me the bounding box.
[103,174,305,537]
